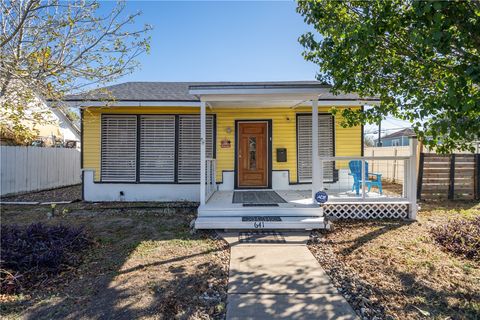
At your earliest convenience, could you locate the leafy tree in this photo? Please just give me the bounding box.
[297,0,480,153]
[0,0,151,144]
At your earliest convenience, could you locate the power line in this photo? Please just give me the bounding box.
[364,126,411,135]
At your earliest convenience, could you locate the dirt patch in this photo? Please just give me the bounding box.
[0,203,229,320]
[309,201,480,319]
[381,182,403,197]
[1,185,82,202]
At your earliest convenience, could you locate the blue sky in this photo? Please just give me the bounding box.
[102,0,318,82]
[97,1,410,134]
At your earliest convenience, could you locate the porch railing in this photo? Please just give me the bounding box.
[316,138,418,219]
[317,155,413,198]
[205,158,217,201]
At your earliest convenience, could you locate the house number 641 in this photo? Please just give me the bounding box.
[254,221,265,228]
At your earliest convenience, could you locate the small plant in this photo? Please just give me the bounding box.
[430,216,480,262]
[48,203,56,219]
[1,223,92,293]
[61,208,70,217]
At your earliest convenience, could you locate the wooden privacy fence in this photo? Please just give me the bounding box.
[417,153,479,200]
[0,146,81,196]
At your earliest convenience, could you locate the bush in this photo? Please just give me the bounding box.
[1,223,92,293]
[430,216,480,262]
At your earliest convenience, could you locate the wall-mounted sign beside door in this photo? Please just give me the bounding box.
[221,138,231,148]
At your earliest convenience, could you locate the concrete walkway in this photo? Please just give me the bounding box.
[220,232,357,320]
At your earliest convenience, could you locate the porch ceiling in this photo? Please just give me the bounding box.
[205,99,312,108]
[204,99,373,108]
[190,86,326,107]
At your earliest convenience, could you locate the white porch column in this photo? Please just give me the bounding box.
[311,99,322,200]
[200,101,206,205]
[408,137,418,219]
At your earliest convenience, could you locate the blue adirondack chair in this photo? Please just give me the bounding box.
[348,160,383,195]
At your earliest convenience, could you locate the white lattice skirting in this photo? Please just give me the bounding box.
[323,203,409,219]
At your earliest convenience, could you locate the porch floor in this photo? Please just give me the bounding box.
[205,190,317,209]
[205,189,404,208]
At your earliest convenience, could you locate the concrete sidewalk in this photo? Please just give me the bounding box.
[220,232,357,320]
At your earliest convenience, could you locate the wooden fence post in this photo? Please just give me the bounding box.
[448,154,456,200]
[417,152,424,199]
[475,154,480,200]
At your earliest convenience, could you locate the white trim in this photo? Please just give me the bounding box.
[293,100,380,107]
[320,156,411,161]
[408,137,418,220]
[200,101,206,205]
[82,171,200,201]
[68,99,378,108]
[68,101,201,108]
[311,99,321,200]
[199,94,321,102]
[65,99,378,108]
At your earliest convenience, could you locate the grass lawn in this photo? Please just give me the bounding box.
[0,203,229,320]
[309,201,480,320]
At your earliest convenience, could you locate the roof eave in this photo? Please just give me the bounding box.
[63,100,202,108]
[189,86,330,97]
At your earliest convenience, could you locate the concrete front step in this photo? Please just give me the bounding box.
[195,216,330,230]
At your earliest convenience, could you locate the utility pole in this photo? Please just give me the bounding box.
[377,120,382,147]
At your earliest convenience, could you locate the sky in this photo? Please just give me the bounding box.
[103,0,317,82]
[98,0,411,135]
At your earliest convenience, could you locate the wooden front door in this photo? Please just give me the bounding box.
[237,121,268,187]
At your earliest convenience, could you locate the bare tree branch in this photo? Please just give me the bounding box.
[0,0,152,144]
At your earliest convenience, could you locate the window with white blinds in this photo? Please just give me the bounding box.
[139,115,175,182]
[101,114,215,183]
[297,114,335,182]
[178,115,214,183]
[101,115,137,182]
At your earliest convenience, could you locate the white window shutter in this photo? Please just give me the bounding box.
[139,115,175,182]
[297,114,335,182]
[178,115,214,183]
[101,115,137,182]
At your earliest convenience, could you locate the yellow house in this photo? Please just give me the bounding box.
[70,81,417,229]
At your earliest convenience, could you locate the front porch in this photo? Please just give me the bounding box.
[201,189,397,211]
[192,84,417,230]
[195,184,413,229]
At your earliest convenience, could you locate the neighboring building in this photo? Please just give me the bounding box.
[66,81,419,229]
[34,106,81,148]
[0,80,81,148]
[0,102,80,148]
[376,128,415,147]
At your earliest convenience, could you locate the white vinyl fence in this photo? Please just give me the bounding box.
[0,146,81,196]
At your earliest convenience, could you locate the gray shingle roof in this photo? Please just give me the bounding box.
[380,128,416,140]
[64,81,378,102]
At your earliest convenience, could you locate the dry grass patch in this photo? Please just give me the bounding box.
[309,201,480,319]
[0,203,229,320]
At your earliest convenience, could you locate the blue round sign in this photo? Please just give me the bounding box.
[315,191,328,204]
